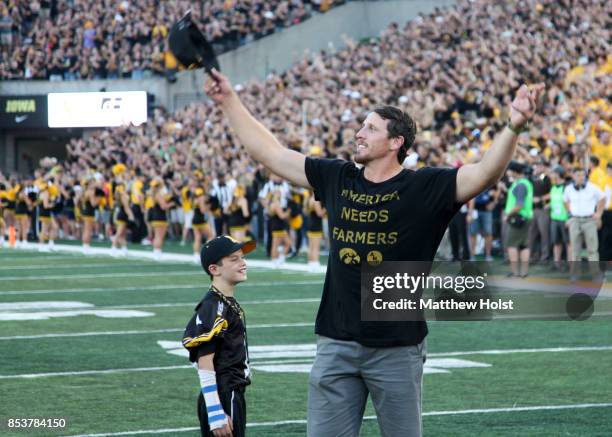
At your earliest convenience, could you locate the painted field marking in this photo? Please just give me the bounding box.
[59,403,612,436]
[0,301,154,321]
[96,298,320,310]
[0,322,315,340]
[0,262,187,271]
[0,280,322,296]
[1,244,327,273]
[5,344,611,379]
[158,342,490,374]
[1,271,205,281]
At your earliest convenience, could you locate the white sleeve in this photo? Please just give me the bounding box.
[563,186,571,202]
[258,183,269,199]
[590,184,604,201]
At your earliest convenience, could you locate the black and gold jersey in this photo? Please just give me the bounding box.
[193,189,208,227]
[15,190,29,216]
[308,210,323,233]
[228,204,248,229]
[81,199,96,218]
[182,287,251,392]
[0,187,7,212]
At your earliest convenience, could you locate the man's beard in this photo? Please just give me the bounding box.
[354,145,370,164]
[353,153,369,164]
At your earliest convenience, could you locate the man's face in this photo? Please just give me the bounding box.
[354,112,399,164]
[211,249,248,283]
[573,170,586,186]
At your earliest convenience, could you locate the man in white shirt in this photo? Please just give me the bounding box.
[563,167,606,277]
[258,173,290,257]
[600,163,612,266]
[211,173,237,235]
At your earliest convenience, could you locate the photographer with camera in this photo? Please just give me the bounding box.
[504,163,534,277]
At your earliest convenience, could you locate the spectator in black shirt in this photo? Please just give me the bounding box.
[529,160,552,262]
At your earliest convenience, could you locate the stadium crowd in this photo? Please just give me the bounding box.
[0,0,610,270]
[0,0,343,80]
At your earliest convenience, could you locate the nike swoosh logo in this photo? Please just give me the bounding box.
[15,115,28,123]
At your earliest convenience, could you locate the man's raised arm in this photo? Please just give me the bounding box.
[204,69,311,189]
[456,83,545,204]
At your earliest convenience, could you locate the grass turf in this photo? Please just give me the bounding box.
[0,248,611,436]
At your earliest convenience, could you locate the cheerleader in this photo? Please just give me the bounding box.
[38,181,59,251]
[268,190,292,267]
[79,178,104,254]
[305,192,326,271]
[0,183,6,247]
[59,181,77,240]
[14,184,33,247]
[2,176,17,231]
[191,186,214,264]
[226,185,250,242]
[111,182,134,257]
[149,178,175,260]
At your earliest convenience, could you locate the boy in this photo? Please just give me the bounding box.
[183,235,256,437]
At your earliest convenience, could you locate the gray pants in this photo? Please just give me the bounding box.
[529,208,550,261]
[307,336,426,437]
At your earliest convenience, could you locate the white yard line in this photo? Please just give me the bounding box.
[1,345,611,376]
[0,365,191,379]
[0,322,315,341]
[0,255,82,261]
[1,244,327,273]
[59,403,612,436]
[1,271,205,281]
[0,280,321,295]
[97,298,320,310]
[0,262,185,271]
[427,345,612,357]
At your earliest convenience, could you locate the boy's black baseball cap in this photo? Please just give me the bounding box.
[201,236,256,274]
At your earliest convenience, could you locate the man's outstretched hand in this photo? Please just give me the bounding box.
[510,83,545,128]
[204,68,235,105]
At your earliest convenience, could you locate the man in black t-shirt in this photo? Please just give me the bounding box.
[203,69,543,437]
[529,160,552,262]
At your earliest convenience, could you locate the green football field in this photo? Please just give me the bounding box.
[1,248,611,437]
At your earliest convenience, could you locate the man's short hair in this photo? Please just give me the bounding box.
[590,156,600,166]
[373,106,416,164]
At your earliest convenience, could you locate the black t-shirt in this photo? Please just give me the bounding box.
[182,289,251,391]
[531,175,551,208]
[305,157,461,347]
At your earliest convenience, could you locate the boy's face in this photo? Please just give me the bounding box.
[211,249,248,283]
